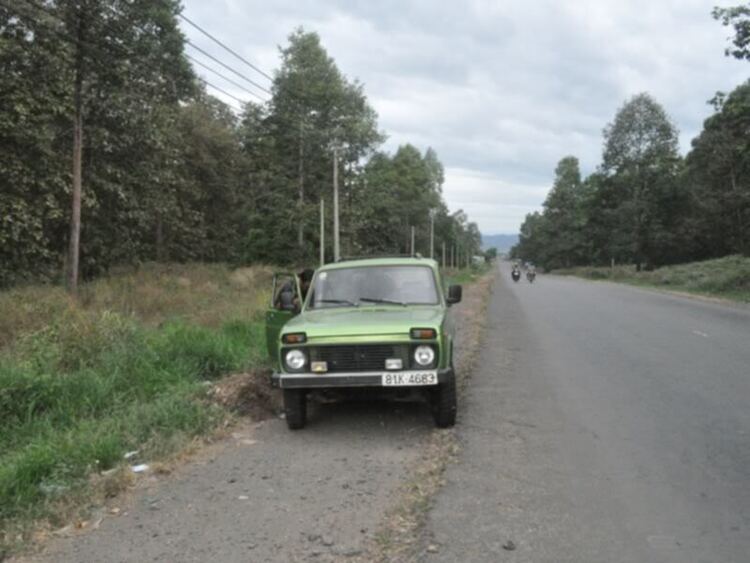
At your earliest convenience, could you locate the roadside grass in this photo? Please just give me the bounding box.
[442,262,491,286]
[0,263,272,554]
[555,255,750,303]
[0,262,273,350]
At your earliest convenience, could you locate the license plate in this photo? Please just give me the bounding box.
[382,371,437,386]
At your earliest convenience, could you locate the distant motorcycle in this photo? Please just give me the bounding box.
[511,269,521,282]
[527,271,536,283]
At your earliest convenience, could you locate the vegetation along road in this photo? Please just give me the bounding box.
[422,265,750,562]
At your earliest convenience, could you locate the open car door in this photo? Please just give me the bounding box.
[265,273,302,361]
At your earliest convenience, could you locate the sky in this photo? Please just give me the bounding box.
[181,0,747,235]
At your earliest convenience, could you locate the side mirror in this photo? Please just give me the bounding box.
[446,284,462,305]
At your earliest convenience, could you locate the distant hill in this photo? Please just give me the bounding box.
[482,233,518,252]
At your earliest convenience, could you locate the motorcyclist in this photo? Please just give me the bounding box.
[526,264,536,282]
[511,263,521,281]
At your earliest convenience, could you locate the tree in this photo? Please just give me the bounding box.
[685,81,750,256]
[601,93,682,269]
[538,156,586,268]
[0,0,194,290]
[268,28,382,261]
[713,3,750,61]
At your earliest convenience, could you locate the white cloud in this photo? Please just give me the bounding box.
[182,0,748,234]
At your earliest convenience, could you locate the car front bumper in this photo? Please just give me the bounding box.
[272,368,454,389]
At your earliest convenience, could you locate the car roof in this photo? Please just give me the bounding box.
[317,257,439,272]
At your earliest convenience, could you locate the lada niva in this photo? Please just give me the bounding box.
[266,257,462,430]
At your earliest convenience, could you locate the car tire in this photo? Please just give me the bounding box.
[432,376,457,428]
[283,389,307,430]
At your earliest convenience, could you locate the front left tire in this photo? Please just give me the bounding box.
[283,389,307,429]
[431,376,457,428]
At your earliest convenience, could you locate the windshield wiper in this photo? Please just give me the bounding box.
[359,297,407,306]
[318,298,358,307]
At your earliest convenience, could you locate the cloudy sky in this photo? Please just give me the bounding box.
[181,0,747,235]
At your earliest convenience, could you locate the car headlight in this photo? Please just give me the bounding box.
[284,349,307,371]
[413,345,435,367]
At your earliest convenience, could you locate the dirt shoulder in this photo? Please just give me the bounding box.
[17,272,494,563]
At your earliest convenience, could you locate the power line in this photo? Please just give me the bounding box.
[197,77,244,110]
[178,13,273,82]
[186,54,266,102]
[9,0,252,113]
[186,40,271,96]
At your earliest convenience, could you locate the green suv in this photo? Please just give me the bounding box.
[266,257,462,430]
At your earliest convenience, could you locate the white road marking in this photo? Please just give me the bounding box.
[692,330,709,338]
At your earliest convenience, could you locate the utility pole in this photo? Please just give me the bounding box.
[442,242,446,269]
[451,244,455,269]
[333,145,340,262]
[320,198,325,266]
[429,210,435,259]
[68,9,86,294]
[410,226,415,255]
[297,120,305,250]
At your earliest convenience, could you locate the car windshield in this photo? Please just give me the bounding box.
[307,265,439,309]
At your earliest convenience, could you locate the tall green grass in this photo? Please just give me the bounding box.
[0,308,266,541]
[555,255,750,302]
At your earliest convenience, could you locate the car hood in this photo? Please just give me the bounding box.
[283,306,445,339]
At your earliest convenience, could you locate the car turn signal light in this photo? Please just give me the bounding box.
[282,332,307,344]
[410,328,436,340]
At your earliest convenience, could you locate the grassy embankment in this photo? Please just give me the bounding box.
[555,255,750,303]
[0,263,272,551]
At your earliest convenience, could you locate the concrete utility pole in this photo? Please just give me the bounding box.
[67,10,86,294]
[297,120,305,250]
[442,242,446,269]
[333,145,340,262]
[410,226,415,255]
[429,210,436,258]
[320,198,325,266]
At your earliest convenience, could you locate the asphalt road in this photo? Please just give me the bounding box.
[422,267,750,562]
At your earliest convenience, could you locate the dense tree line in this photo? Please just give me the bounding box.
[513,5,750,270]
[0,2,481,288]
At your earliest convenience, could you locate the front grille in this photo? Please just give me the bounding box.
[310,344,408,373]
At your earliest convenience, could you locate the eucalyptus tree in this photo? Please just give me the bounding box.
[0,0,194,289]
[685,81,750,257]
[538,156,586,268]
[601,93,682,269]
[267,28,381,260]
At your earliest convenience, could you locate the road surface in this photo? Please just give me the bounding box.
[422,267,750,562]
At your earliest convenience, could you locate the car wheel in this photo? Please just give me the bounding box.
[283,389,307,430]
[432,376,457,428]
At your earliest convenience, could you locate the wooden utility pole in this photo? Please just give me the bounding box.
[68,9,86,294]
[320,198,325,266]
[333,145,340,261]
